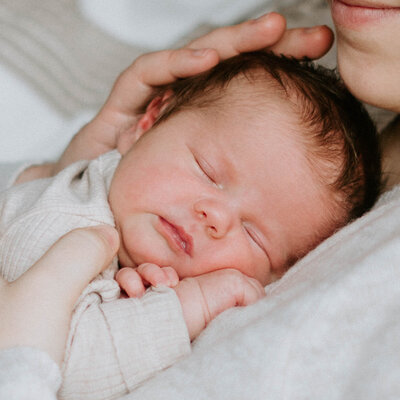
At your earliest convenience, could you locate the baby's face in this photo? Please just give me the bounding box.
[109,99,335,286]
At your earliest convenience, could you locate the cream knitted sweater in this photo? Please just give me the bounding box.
[0,150,190,400]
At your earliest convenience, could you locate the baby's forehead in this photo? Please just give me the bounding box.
[196,80,295,133]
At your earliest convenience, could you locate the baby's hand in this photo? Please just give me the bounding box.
[174,269,265,341]
[116,263,179,298]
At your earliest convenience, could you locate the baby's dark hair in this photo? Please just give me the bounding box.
[144,51,381,227]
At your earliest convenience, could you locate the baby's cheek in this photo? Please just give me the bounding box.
[187,240,255,279]
[224,244,271,286]
[122,216,179,268]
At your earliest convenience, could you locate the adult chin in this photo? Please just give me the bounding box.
[330,0,400,112]
[337,41,400,112]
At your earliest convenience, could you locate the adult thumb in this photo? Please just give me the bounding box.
[13,225,119,307]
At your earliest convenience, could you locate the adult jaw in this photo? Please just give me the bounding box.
[329,0,400,112]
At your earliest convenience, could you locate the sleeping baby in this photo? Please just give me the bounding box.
[0,51,381,400]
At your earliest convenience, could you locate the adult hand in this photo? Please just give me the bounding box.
[0,225,119,365]
[16,12,333,184]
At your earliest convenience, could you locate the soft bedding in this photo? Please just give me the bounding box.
[1,1,399,399]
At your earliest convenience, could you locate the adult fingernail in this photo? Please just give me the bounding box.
[305,26,322,34]
[255,12,270,21]
[254,11,279,23]
[192,48,209,57]
[92,225,119,252]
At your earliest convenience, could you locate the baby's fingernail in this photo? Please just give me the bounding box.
[170,278,179,287]
[304,26,322,34]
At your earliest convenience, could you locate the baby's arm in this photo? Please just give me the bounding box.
[61,287,190,400]
[174,270,265,340]
[117,265,265,341]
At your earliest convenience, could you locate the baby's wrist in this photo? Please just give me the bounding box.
[173,278,207,341]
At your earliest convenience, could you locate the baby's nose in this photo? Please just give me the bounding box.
[194,198,232,239]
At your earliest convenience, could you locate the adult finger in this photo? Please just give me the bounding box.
[270,25,334,59]
[104,13,286,116]
[187,12,287,59]
[13,226,119,309]
[104,48,219,115]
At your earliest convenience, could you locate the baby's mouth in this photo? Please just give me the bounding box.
[159,217,193,256]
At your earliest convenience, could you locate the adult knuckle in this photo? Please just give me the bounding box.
[125,56,147,80]
[132,53,146,67]
[166,49,180,65]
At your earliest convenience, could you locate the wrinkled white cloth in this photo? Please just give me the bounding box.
[0,347,61,400]
[0,150,190,400]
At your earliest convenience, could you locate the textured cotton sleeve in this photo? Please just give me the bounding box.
[0,347,61,400]
[60,286,191,400]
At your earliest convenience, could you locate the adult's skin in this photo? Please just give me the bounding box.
[329,0,400,112]
[0,226,119,365]
[327,0,400,188]
[15,12,334,184]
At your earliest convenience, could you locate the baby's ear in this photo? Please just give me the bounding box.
[117,91,172,155]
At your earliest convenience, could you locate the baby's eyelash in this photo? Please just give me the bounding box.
[244,224,265,254]
[245,226,259,246]
[194,155,216,184]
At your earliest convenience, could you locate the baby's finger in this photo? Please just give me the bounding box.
[115,267,146,298]
[105,48,219,115]
[137,263,174,287]
[161,266,180,287]
[270,25,334,59]
[187,13,286,59]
